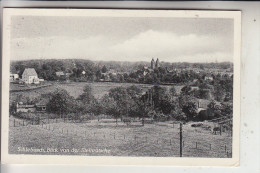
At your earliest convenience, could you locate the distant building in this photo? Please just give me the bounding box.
[55,71,65,77]
[16,103,36,113]
[191,86,199,91]
[155,58,160,68]
[22,68,39,84]
[16,100,47,113]
[151,58,155,69]
[204,74,213,81]
[10,74,19,81]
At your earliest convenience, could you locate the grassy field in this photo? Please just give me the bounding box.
[10,81,184,101]
[9,116,232,158]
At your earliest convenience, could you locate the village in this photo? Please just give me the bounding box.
[10,58,233,124]
[9,59,233,157]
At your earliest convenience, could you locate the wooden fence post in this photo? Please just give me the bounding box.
[196,142,197,149]
[180,123,183,157]
[210,144,211,150]
[14,119,15,127]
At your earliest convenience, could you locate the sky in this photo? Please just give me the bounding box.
[11,16,234,63]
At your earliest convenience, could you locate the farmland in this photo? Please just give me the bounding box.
[9,116,232,157]
[10,81,184,101]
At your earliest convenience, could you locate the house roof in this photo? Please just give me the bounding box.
[197,99,221,107]
[22,68,38,76]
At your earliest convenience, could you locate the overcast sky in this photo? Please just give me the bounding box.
[11,16,234,63]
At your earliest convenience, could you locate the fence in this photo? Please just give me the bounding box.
[11,118,232,158]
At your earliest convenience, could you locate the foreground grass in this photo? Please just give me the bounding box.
[9,117,232,158]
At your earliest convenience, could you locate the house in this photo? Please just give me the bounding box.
[16,103,36,113]
[204,74,213,81]
[196,99,221,113]
[22,68,40,84]
[55,71,65,77]
[16,101,47,113]
[191,86,199,91]
[10,74,19,81]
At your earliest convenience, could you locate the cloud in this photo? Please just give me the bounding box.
[111,30,232,61]
[11,30,233,62]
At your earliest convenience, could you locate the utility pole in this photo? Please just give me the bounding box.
[180,123,183,157]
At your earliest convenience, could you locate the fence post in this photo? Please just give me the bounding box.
[23,120,24,126]
[180,123,183,157]
[145,136,147,142]
[14,119,15,127]
[225,145,227,152]
[196,142,197,149]
[210,144,211,150]
[67,129,68,135]
[85,131,86,137]
[183,141,184,147]
[170,139,171,145]
[114,133,115,139]
[48,115,49,124]
[124,134,125,139]
[220,125,222,136]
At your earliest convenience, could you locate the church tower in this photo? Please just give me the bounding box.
[151,58,155,69]
[155,58,160,68]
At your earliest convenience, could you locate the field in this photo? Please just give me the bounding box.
[9,81,232,158]
[10,81,184,101]
[9,116,232,157]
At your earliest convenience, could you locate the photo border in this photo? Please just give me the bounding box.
[1,8,241,166]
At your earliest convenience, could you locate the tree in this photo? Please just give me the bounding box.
[180,85,192,96]
[47,89,74,118]
[101,65,108,73]
[207,100,221,119]
[169,87,177,96]
[182,101,197,121]
[78,85,95,104]
[100,94,120,124]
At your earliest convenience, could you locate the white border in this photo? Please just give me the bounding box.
[1,8,241,166]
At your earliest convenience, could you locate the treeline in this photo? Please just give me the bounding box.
[11,84,233,122]
[10,59,233,84]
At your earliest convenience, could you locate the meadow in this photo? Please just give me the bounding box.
[9,116,232,158]
[10,81,184,101]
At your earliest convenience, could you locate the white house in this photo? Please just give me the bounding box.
[10,74,19,81]
[204,74,214,81]
[22,68,40,84]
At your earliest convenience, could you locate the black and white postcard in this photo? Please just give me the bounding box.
[1,9,241,166]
